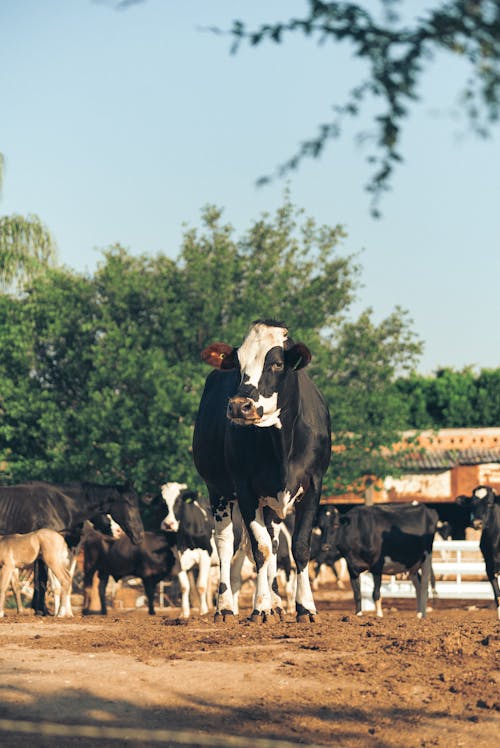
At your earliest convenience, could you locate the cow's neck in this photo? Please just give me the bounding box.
[75,486,113,524]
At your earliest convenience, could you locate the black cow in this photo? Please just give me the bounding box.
[193,319,331,623]
[82,528,178,615]
[159,482,215,617]
[456,485,500,619]
[317,502,438,618]
[0,481,145,614]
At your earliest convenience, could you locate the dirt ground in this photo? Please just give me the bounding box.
[0,589,498,748]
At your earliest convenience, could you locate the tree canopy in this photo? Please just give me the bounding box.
[220,0,500,216]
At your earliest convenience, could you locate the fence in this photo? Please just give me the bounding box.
[361,540,491,609]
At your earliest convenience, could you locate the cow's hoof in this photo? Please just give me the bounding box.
[248,610,264,623]
[82,610,106,616]
[249,609,278,624]
[296,613,316,624]
[275,607,286,622]
[214,610,237,625]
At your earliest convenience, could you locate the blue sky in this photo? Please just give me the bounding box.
[1,0,499,375]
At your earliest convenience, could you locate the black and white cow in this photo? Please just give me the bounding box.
[193,319,331,623]
[309,505,346,590]
[456,485,500,620]
[160,482,215,618]
[317,502,438,618]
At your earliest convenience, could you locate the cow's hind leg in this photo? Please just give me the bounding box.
[292,502,318,623]
[10,569,24,613]
[372,572,383,618]
[411,552,431,619]
[245,506,274,622]
[265,515,285,620]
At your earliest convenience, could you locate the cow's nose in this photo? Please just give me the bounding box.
[227,396,258,421]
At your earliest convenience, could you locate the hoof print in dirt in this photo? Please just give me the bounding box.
[162,617,189,627]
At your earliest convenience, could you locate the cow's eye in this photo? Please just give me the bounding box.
[271,361,284,372]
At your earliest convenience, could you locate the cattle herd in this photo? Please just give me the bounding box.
[0,320,499,622]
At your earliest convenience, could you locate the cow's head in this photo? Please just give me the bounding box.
[201,319,311,429]
[456,485,497,530]
[106,482,145,545]
[315,505,341,558]
[160,482,188,532]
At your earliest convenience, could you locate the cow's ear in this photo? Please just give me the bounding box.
[285,342,311,371]
[340,515,351,526]
[201,343,238,369]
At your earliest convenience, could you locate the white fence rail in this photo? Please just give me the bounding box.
[361,540,491,608]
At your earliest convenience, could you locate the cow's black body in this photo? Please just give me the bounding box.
[193,320,331,622]
[0,481,144,614]
[318,503,438,618]
[83,529,177,615]
[457,485,500,618]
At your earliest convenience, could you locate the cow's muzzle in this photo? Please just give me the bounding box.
[227,396,260,424]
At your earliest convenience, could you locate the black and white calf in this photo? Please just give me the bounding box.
[456,485,500,620]
[193,319,331,623]
[160,482,215,618]
[318,503,438,618]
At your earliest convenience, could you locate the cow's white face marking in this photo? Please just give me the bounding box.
[261,487,304,519]
[237,323,288,429]
[474,486,488,500]
[160,482,187,532]
[107,515,123,539]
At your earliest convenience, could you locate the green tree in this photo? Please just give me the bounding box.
[0,268,97,482]
[319,307,422,493]
[397,366,500,429]
[0,196,423,496]
[222,0,500,215]
[475,368,500,425]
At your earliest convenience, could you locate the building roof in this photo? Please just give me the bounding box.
[400,447,500,471]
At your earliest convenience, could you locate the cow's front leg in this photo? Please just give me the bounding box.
[212,498,237,622]
[177,569,191,618]
[349,573,363,616]
[485,563,500,620]
[196,550,211,616]
[413,551,431,619]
